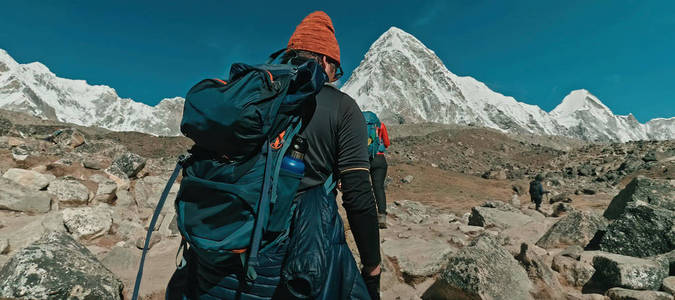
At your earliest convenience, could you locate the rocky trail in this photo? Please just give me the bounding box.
[0,109,673,300]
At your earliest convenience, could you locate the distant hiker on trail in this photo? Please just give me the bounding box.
[363,111,390,229]
[131,11,381,300]
[529,174,550,210]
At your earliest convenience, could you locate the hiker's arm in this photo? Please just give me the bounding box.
[337,97,381,270]
[341,169,381,269]
[380,123,390,148]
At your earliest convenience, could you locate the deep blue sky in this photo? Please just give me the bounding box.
[1,1,673,122]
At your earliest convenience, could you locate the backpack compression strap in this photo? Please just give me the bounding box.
[245,118,303,281]
[242,141,274,281]
[131,154,189,300]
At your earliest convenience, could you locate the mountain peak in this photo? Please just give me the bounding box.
[0,48,19,70]
[551,89,613,117]
[24,61,53,75]
[370,26,429,54]
[381,26,407,37]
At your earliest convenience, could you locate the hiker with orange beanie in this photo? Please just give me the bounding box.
[283,11,382,300]
[164,11,380,300]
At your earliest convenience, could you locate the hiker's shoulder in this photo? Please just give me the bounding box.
[319,85,361,114]
[319,84,356,103]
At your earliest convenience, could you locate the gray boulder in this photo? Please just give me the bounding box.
[552,202,575,217]
[649,250,675,276]
[550,192,573,204]
[115,189,134,207]
[1,168,55,190]
[41,212,66,233]
[592,252,668,291]
[606,288,673,300]
[47,178,90,206]
[515,243,566,299]
[109,152,146,178]
[663,276,675,295]
[482,168,507,180]
[93,180,117,203]
[643,151,659,162]
[469,201,535,230]
[1,214,52,258]
[382,237,455,283]
[134,175,178,214]
[83,158,105,170]
[560,245,585,260]
[422,235,533,300]
[618,159,642,174]
[536,211,607,249]
[11,145,30,161]
[63,206,113,240]
[0,231,123,299]
[135,234,161,250]
[0,239,8,254]
[510,194,521,208]
[114,219,145,242]
[52,128,86,148]
[579,164,595,176]
[599,203,675,258]
[579,294,609,300]
[158,211,180,237]
[0,177,51,213]
[101,246,140,273]
[604,177,674,220]
[401,175,414,183]
[388,200,453,225]
[552,255,595,287]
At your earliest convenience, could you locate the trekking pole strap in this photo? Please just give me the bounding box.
[131,155,187,300]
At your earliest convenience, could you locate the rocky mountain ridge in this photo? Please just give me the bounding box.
[1,28,673,142]
[0,49,183,136]
[341,27,674,142]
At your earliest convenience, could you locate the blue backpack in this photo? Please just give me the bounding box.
[362,111,385,158]
[131,50,327,299]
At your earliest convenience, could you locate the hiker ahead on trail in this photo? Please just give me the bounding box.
[363,111,390,229]
[529,174,550,210]
[131,11,381,300]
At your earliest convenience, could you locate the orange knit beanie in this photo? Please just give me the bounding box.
[287,11,340,65]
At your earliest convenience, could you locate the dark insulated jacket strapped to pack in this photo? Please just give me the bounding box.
[166,184,371,300]
[283,184,370,299]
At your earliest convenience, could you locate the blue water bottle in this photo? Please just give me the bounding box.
[281,136,307,175]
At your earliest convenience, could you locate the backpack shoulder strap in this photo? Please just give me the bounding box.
[131,154,190,300]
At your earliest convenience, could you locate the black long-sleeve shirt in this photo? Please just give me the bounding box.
[298,85,381,267]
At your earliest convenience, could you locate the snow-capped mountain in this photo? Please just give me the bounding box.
[646,118,675,141]
[341,27,565,136]
[0,49,183,136]
[550,89,649,142]
[1,28,673,142]
[341,27,674,142]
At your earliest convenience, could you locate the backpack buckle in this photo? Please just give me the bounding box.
[177,153,192,166]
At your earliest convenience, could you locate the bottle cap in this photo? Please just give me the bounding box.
[292,136,307,154]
